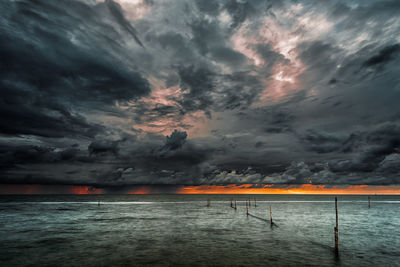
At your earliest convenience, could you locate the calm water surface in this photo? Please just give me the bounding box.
[0,194,399,266]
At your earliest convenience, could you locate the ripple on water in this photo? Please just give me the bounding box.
[1,194,400,266]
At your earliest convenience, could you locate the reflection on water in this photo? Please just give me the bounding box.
[0,195,399,266]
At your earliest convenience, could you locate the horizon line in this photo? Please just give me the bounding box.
[1,184,400,195]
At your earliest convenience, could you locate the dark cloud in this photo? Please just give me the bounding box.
[0,0,150,138]
[178,65,215,112]
[88,140,120,156]
[0,142,82,172]
[104,0,144,47]
[194,0,220,16]
[0,101,103,138]
[299,129,343,154]
[190,19,223,56]
[362,44,400,67]
[263,109,295,133]
[1,0,400,187]
[253,44,288,71]
[209,46,247,66]
[224,0,255,29]
[163,130,187,151]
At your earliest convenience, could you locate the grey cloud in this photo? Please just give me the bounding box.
[278,161,312,184]
[253,44,288,71]
[88,140,120,156]
[224,0,255,29]
[362,44,400,68]
[299,130,344,154]
[0,142,82,172]
[163,130,187,151]
[209,46,247,66]
[0,0,150,138]
[104,0,144,47]
[377,154,400,174]
[2,0,400,187]
[0,102,104,138]
[194,0,220,16]
[190,19,224,56]
[178,65,215,112]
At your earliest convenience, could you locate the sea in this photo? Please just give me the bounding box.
[0,194,399,266]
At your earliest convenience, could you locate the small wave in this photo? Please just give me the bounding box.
[86,216,162,222]
[35,237,70,245]
[56,208,77,211]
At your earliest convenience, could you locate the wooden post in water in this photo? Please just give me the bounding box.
[270,205,273,225]
[234,200,237,210]
[230,198,233,208]
[368,196,371,208]
[207,199,210,207]
[246,200,249,216]
[334,197,339,255]
[254,198,256,208]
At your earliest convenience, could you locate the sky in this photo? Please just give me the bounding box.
[1,0,400,191]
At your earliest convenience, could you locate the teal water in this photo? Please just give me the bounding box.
[0,195,399,266]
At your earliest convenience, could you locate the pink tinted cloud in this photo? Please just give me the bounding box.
[231,4,335,105]
[119,81,211,137]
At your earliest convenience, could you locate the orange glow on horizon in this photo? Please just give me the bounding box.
[69,186,103,195]
[0,184,400,195]
[126,186,153,194]
[0,185,103,195]
[176,184,400,195]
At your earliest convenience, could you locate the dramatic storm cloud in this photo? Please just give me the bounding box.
[1,0,400,187]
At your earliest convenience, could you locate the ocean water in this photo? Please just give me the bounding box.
[0,194,399,266]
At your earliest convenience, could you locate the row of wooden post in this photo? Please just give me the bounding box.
[244,199,274,226]
[213,195,373,255]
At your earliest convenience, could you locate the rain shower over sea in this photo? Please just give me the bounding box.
[0,194,399,266]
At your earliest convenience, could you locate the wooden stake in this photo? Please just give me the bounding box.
[254,198,256,208]
[368,196,371,208]
[234,200,237,210]
[246,200,249,216]
[230,199,233,208]
[207,199,210,207]
[270,205,273,225]
[334,197,339,254]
